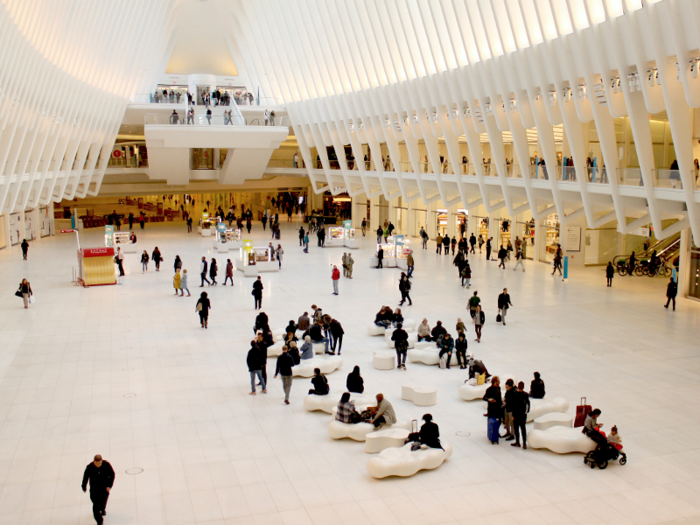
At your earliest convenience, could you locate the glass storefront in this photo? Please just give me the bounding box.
[689,249,700,299]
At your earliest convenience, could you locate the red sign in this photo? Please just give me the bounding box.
[112,150,122,158]
[82,247,115,258]
[60,229,76,233]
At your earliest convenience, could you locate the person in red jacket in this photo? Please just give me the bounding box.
[331,265,340,295]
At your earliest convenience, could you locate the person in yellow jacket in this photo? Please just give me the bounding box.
[174,268,183,296]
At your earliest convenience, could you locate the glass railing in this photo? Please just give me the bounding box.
[618,168,644,186]
[654,169,683,189]
[267,159,304,169]
[587,166,610,184]
[145,113,290,127]
[694,171,700,190]
[400,161,414,173]
[482,163,497,177]
[528,164,550,180]
[504,164,522,178]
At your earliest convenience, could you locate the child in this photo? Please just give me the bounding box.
[607,425,623,451]
[455,318,466,335]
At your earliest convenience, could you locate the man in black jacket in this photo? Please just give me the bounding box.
[309,321,330,354]
[275,346,295,404]
[486,237,493,260]
[455,332,469,369]
[511,382,531,449]
[81,455,115,524]
[247,341,267,394]
[497,288,512,325]
[391,322,409,369]
[664,277,678,311]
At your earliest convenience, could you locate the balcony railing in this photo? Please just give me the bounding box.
[144,113,290,127]
[130,92,280,106]
[618,168,685,189]
[107,157,148,168]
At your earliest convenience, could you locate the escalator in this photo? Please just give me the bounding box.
[639,233,680,263]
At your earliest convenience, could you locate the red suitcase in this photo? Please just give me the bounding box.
[574,397,591,428]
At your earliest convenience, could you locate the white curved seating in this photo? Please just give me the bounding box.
[272,329,284,343]
[365,428,410,453]
[267,341,284,357]
[367,442,453,479]
[373,351,395,370]
[312,342,326,355]
[407,347,440,365]
[534,412,573,430]
[368,324,386,336]
[292,356,343,377]
[528,426,596,454]
[458,373,515,401]
[384,330,417,349]
[413,341,435,350]
[402,318,416,331]
[401,385,437,407]
[328,416,412,442]
[304,392,373,414]
[527,397,570,422]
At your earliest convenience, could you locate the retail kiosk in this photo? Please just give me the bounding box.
[198,213,217,237]
[343,220,358,249]
[78,247,117,287]
[371,243,397,268]
[326,226,345,247]
[235,240,279,276]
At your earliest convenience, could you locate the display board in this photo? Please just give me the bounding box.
[565,226,581,252]
[80,247,116,287]
[9,213,21,245]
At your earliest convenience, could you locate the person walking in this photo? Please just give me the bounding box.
[511,382,530,449]
[483,376,502,444]
[469,233,476,254]
[115,247,125,276]
[199,256,210,286]
[299,227,305,246]
[468,291,480,318]
[478,234,484,253]
[247,341,267,394]
[174,255,182,273]
[187,216,193,232]
[442,234,450,256]
[346,254,354,278]
[398,273,412,306]
[407,250,415,278]
[179,269,191,296]
[486,237,493,261]
[252,276,263,309]
[17,278,33,309]
[377,246,384,268]
[331,265,340,295]
[455,332,468,369]
[303,232,309,253]
[513,246,525,271]
[474,305,484,342]
[173,269,183,296]
[81,455,115,525]
[147,247,160,271]
[376,226,383,244]
[664,277,678,310]
[140,250,149,273]
[498,245,507,269]
[276,245,284,268]
[361,218,367,236]
[552,253,563,275]
[196,292,211,328]
[275,346,295,404]
[391,322,409,369]
[606,261,614,286]
[461,261,472,288]
[224,259,234,285]
[21,239,29,260]
[497,288,512,326]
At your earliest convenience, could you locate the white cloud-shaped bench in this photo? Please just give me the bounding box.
[366,442,453,478]
[401,384,437,407]
[533,412,573,430]
[328,416,413,442]
[528,426,596,454]
[368,324,386,336]
[365,428,410,453]
[527,397,569,422]
[373,351,396,370]
[304,392,373,414]
[292,356,343,377]
[458,373,515,400]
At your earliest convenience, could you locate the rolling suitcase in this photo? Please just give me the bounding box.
[574,397,591,428]
[487,417,500,443]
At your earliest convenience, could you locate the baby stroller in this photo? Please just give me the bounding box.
[583,429,627,469]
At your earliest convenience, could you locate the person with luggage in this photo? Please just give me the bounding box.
[483,376,502,444]
[664,277,677,310]
[529,372,545,398]
[511,382,530,449]
[497,288,512,325]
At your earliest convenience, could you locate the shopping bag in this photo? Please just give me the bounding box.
[439,355,447,369]
[496,313,502,323]
[574,397,591,428]
[29,296,35,304]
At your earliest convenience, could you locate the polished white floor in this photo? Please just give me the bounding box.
[1,218,699,525]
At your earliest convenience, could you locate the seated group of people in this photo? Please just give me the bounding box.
[290,304,344,355]
[374,306,404,328]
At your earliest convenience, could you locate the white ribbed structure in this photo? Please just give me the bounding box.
[0,0,172,215]
[232,0,700,242]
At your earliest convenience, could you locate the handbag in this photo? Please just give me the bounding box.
[476,373,486,385]
[15,290,23,298]
[195,302,202,312]
[439,355,447,369]
[496,313,502,323]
